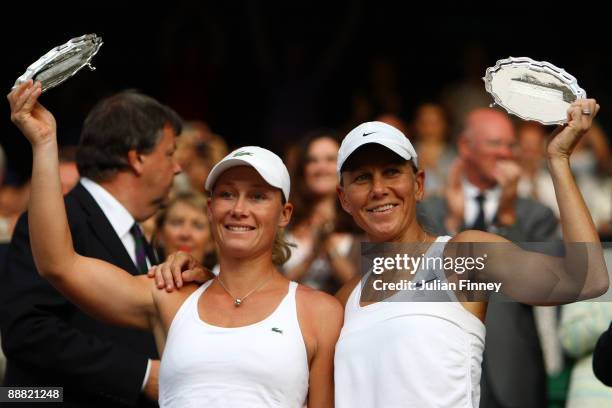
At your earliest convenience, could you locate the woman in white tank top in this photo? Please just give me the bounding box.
[331,109,608,408]
[10,83,342,408]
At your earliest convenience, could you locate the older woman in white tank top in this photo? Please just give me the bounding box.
[9,81,342,408]
[331,100,607,408]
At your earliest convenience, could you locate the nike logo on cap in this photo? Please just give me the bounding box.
[362,131,377,137]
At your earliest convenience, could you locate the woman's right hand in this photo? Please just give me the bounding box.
[147,251,213,291]
[7,80,57,147]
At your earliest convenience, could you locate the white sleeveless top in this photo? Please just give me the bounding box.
[159,280,309,408]
[334,236,486,408]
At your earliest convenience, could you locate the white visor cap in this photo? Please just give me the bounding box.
[337,121,418,177]
[205,146,290,201]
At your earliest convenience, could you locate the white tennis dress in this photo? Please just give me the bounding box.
[335,236,486,408]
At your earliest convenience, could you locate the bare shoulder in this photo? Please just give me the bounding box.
[295,285,344,352]
[335,276,361,308]
[148,277,201,305]
[452,230,510,243]
[296,284,344,319]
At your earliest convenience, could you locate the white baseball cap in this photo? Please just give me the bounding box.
[337,121,418,177]
[205,146,291,201]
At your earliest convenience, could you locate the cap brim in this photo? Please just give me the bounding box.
[339,140,414,174]
[205,157,288,200]
[204,158,253,192]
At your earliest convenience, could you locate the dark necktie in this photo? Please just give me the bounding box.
[471,193,487,231]
[129,223,149,274]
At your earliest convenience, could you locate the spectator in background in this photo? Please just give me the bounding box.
[154,190,217,271]
[283,130,359,294]
[0,178,30,243]
[174,121,228,194]
[518,120,612,238]
[411,103,456,197]
[559,302,612,407]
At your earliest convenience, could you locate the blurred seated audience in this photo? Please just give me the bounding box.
[517,120,611,237]
[283,130,359,294]
[154,190,217,270]
[559,302,612,407]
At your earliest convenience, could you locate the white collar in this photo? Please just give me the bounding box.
[462,179,501,201]
[79,177,136,239]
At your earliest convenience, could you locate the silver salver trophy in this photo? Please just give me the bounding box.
[483,56,586,125]
[13,34,103,93]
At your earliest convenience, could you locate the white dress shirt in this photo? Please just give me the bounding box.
[462,180,502,228]
[80,178,152,269]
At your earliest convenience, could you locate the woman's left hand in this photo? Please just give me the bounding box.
[547,98,600,160]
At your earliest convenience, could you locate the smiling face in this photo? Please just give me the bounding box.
[304,137,339,196]
[337,145,424,242]
[207,166,293,261]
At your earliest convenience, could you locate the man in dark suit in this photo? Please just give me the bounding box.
[0,91,182,407]
[418,108,559,408]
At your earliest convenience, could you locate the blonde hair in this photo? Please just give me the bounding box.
[272,229,295,266]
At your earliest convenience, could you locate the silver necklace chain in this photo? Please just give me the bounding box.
[216,273,274,307]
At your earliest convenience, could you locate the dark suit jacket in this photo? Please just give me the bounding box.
[418,196,559,408]
[0,183,158,407]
